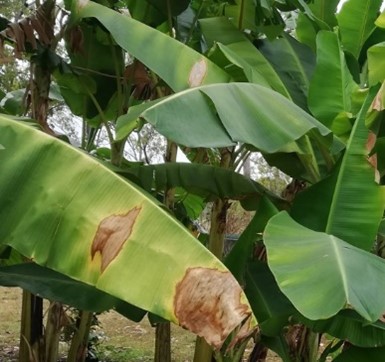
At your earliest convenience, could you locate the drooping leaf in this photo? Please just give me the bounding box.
[135,83,338,154]
[0,263,146,321]
[0,115,256,349]
[119,162,282,210]
[257,33,316,110]
[333,346,385,362]
[337,0,382,59]
[299,309,385,348]
[265,211,385,322]
[292,86,385,250]
[70,0,230,92]
[308,31,358,126]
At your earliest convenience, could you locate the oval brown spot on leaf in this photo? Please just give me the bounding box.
[174,267,251,349]
[188,59,207,88]
[91,206,141,272]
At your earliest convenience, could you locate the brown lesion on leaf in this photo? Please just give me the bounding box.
[174,267,252,349]
[91,206,141,272]
[188,59,207,88]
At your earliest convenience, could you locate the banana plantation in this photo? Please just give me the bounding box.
[1,0,385,361]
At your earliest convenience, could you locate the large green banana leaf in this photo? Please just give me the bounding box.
[119,83,338,154]
[308,31,358,126]
[257,33,316,110]
[292,86,385,250]
[0,263,146,321]
[0,115,256,349]
[264,212,385,321]
[337,0,382,59]
[70,0,230,92]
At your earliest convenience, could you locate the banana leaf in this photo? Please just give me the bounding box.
[124,83,339,154]
[257,33,316,110]
[308,31,358,126]
[70,0,230,92]
[292,86,385,250]
[118,162,284,210]
[308,0,339,27]
[200,17,290,98]
[298,310,385,348]
[0,115,256,349]
[264,211,385,322]
[368,42,385,86]
[337,0,382,59]
[333,346,385,362]
[0,263,146,321]
[224,0,257,32]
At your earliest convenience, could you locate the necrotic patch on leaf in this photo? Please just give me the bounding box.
[188,59,207,88]
[91,206,141,272]
[174,267,251,349]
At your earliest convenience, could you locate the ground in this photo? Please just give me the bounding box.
[0,287,276,362]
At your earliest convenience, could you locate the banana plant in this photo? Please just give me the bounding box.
[0,115,257,352]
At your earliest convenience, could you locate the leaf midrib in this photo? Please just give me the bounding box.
[330,236,349,300]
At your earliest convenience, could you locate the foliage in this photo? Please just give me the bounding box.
[2,0,385,361]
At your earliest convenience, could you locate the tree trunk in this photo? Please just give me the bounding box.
[154,140,178,362]
[154,323,171,362]
[193,148,233,362]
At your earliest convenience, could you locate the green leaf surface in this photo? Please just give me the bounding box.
[337,0,382,59]
[299,310,385,348]
[225,196,279,283]
[292,87,385,250]
[333,346,385,362]
[126,0,190,26]
[244,260,296,336]
[72,0,230,92]
[0,263,146,321]
[295,12,317,51]
[224,0,257,32]
[137,83,336,154]
[119,163,281,210]
[376,11,385,28]
[200,17,290,97]
[368,42,385,85]
[308,0,339,27]
[308,31,357,126]
[258,33,316,110]
[59,21,124,122]
[0,115,255,349]
[115,98,163,140]
[265,212,385,321]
